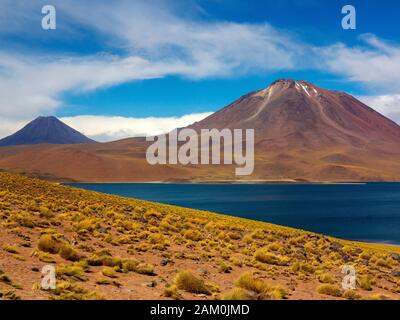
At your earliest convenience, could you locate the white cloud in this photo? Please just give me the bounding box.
[318,34,400,91]
[0,117,28,141]
[0,53,193,118]
[0,113,212,142]
[57,0,303,76]
[61,113,212,142]
[314,35,400,122]
[0,0,304,120]
[358,94,400,123]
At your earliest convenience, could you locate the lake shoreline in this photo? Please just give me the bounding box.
[67,182,400,246]
[3,171,400,300]
[64,180,369,185]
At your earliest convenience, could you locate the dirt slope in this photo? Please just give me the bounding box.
[0,172,399,300]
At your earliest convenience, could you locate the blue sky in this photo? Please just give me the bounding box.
[0,0,400,141]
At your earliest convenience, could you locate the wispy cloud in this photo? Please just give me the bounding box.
[0,113,212,142]
[318,34,400,92]
[318,35,400,123]
[60,113,212,142]
[0,53,165,118]
[0,0,304,120]
[57,0,303,76]
[358,94,400,123]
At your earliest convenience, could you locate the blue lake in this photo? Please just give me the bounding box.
[67,183,400,245]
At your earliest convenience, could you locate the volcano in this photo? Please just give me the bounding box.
[0,116,96,146]
[0,80,400,182]
[190,79,400,150]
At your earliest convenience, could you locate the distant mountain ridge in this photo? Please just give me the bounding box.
[0,79,400,182]
[0,116,96,146]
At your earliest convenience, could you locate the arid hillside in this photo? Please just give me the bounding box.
[0,172,399,300]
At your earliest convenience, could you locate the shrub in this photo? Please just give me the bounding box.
[317,284,342,297]
[57,265,85,279]
[174,271,210,295]
[269,287,288,300]
[122,259,140,272]
[135,263,155,275]
[376,258,391,268]
[184,230,202,241]
[234,273,287,300]
[343,290,361,300]
[228,232,241,240]
[3,245,19,254]
[367,294,392,300]
[37,252,56,263]
[59,245,81,262]
[13,254,26,261]
[318,273,335,284]
[37,234,62,254]
[359,250,371,259]
[358,276,374,291]
[222,288,253,300]
[254,250,289,266]
[52,280,102,300]
[86,254,122,268]
[235,273,269,294]
[39,207,54,219]
[289,236,305,245]
[148,233,167,244]
[230,257,243,267]
[219,261,232,273]
[0,290,21,300]
[163,285,181,300]
[292,262,315,274]
[267,243,283,252]
[0,269,12,284]
[75,219,97,232]
[96,278,112,285]
[11,211,35,228]
[250,229,265,240]
[101,267,117,278]
[128,243,151,253]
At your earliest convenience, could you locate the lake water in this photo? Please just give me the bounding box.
[67,183,400,245]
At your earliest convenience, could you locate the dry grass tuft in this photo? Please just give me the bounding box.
[174,271,210,295]
[317,284,342,297]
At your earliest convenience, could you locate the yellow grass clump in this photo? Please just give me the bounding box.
[317,284,343,297]
[174,271,210,295]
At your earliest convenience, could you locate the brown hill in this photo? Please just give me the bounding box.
[1,79,400,182]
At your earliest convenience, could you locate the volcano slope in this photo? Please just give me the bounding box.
[189,79,400,182]
[1,79,400,182]
[0,172,399,300]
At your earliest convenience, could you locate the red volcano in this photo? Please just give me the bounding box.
[190,79,400,150]
[1,79,400,182]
